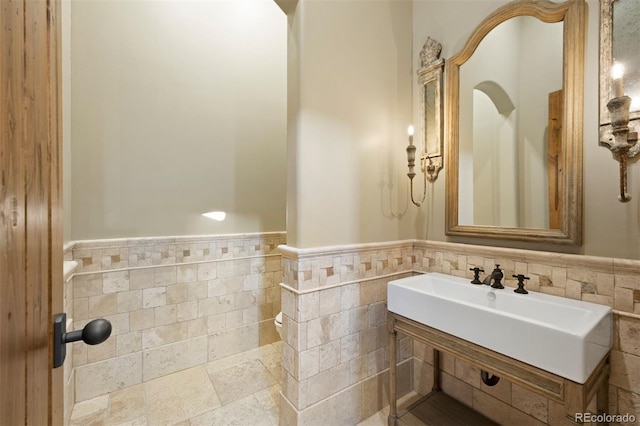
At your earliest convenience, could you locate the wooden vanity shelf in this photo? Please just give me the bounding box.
[387,312,611,426]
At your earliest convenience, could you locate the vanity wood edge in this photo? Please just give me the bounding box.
[387,311,610,425]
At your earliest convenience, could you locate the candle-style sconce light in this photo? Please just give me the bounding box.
[406,37,445,207]
[601,62,639,202]
[599,0,640,203]
[406,125,425,206]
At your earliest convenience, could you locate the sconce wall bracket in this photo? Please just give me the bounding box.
[600,118,640,157]
[422,154,442,183]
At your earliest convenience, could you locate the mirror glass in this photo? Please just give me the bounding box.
[417,36,445,183]
[425,80,437,152]
[457,17,563,229]
[612,0,640,112]
[445,0,584,244]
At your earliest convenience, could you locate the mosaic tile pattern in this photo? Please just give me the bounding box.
[280,241,415,292]
[71,232,285,273]
[414,240,640,314]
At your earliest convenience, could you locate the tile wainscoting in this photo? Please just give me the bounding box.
[279,239,640,425]
[278,241,418,425]
[412,240,640,425]
[62,235,640,425]
[62,232,286,423]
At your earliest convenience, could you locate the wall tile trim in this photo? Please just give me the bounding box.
[70,254,281,279]
[415,240,618,273]
[279,270,415,296]
[278,240,415,261]
[72,231,286,250]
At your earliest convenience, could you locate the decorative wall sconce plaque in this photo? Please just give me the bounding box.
[405,37,445,207]
[599,0,640,202]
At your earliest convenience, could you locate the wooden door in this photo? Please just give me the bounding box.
[1,0,64,424]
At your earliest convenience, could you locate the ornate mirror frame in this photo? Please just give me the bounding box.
[418,37,445,182]
[445,0,585,244]
[599,0,640,129]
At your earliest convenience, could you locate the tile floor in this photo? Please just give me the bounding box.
[69,341,426,426]
[69,343,283,426]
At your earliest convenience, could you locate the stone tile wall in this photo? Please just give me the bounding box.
[64,232,286,404]
[413,240,640,425]
[278,241,417,425]
[279,239,640,425]
[64,235,640,424]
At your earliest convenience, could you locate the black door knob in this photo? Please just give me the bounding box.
[53,313,112,368]
[82,319,112,345]
[64,318,112,346]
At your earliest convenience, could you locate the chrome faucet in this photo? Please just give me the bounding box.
[482,265,504,289]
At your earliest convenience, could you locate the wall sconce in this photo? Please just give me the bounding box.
[406,37,445,207]
[406,124,434,206]
[602,62,639,202]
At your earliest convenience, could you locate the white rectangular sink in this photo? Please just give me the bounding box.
[387,272,612,384]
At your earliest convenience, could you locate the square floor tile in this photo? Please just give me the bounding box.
[70,394,109,426]
[145,366,220,425]
[254,384,280,410]
[189,395,277,426]
[209,359,277,405]
[107,383,146,425]
[259,350,282,384]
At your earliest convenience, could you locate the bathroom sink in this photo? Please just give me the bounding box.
[387,272,612,384]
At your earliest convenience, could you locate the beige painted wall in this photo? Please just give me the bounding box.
[286,0,415,248]
[67,0,640,259]
[68,0,287,240]
[414,0,640,260]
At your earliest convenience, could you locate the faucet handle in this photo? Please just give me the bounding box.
[490,265,504,289]
[469,267,484,285]
[512,274,530,294]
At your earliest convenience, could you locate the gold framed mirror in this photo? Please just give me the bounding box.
[445,0,585,244]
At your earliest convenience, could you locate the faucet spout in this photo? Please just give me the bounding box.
[481,264,504,289]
